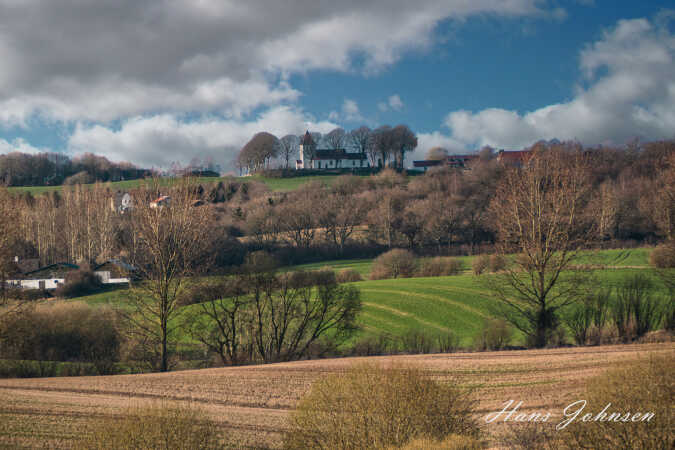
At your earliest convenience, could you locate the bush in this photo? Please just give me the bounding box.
[370,249,417,280]
[391,434,483,449]
[472,255,489,276]
[335,268,363,283]
[55,269,104,298]
[561,354,673,449]
[82,404,219,449]
[399,330,435,354]
[417,257,462,277]
[488,254,506,272]
[284,365,481,449]
[349,334,393,356]
[611,274,662,341]
[63,170,93,185]
[650,242,675,268]
[474,319,512,351]
[0,301,121,373]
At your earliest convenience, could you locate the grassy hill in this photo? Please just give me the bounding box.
[73,247,660,349]
[7,174,364,195]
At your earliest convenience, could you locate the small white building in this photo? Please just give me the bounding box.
[295,131,369,170]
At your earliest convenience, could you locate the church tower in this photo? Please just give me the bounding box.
[299,130,316,169]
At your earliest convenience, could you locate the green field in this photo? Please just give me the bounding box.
[7,174,366,195]
[72,247,663,350]
[286,247,652,279]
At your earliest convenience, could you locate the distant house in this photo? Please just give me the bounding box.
[111,191,133,213]
[150,195,171,208]
[7,259,136,290]
[295,131,369,170]
[8,263,79,290]
[93,259,137,284]
[413,154,478,172]
[112,192,133,213]
[497,149,532,166]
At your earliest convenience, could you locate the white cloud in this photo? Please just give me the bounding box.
[438,16,675,149]
[388,95,404,111]
[0,0,546,125]
[67,106,338,169]
[378,94,405,112]
[0,137,47,154]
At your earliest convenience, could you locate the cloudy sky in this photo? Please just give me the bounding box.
[0,0,673,170]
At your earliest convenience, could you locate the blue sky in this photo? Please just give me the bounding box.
[0,0,673,169]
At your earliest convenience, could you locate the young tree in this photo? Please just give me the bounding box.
[485,148,592,348]
[126,179,214,371]
[350,126,372,156]
[279,134,299,169]
[391,124,417,169]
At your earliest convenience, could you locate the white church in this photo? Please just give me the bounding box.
[295,131,369,170]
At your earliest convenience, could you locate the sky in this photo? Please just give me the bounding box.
[0,0,673,171]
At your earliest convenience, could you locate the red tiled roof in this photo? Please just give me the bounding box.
[498,150,531,161]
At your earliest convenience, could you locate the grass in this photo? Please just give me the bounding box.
[69,248,660,349]
[7,173,371,195]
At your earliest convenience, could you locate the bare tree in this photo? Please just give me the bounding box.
[350,126,372,157]
[485,149,592,348]
[238,132,279,173]
[125,179,214,371]
[325,128,347,150]
[391,124,417,170]
[0,188,20,304]
[279,134,299,169]
[319,192,367,252]
[371,125,393,168]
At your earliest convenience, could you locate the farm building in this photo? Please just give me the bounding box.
[7,260,136,290]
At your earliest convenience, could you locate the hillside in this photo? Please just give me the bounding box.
[0,342,671,448]
[6,174,360,195]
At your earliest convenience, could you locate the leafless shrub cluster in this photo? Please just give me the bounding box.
[284,365,482,449]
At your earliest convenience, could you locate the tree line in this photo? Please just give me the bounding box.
[0,151,149,187]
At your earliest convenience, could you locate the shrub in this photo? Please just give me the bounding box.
[474,319,512,351]
[498,422,558,450]
[349,334,393,356]
[417,257,462,277]
[370,249,417,280]
[336,268,363,283]
[55,269,104,298]
[63,170,93,185]
[284,365,481,449]
[612,274,662,341]
[650,242,675,268]
[391,434,483,450]
[399,330,435,354]
[82,404,219,449]
[561,354,673,449]
[488,254,506,272]
[436,331,460,353]
[472,255,489,276]
[0,301,121,373]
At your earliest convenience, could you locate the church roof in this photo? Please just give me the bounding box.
[301,131,315,146]
[311,149,367,160]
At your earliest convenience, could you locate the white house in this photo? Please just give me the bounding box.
[295,131,369,170]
